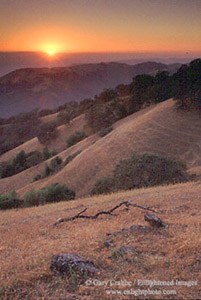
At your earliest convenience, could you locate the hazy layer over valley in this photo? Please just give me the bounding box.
[0,61,181,117]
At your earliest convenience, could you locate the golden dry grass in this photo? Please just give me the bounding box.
[15,99,201,199]
[0,181,200,299]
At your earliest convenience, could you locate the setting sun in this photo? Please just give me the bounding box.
[48,50,55,56]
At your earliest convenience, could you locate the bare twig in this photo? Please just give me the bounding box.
[53,200,158,226]
[54,208,87,226]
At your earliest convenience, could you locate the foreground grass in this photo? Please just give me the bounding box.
[0,181,200,299]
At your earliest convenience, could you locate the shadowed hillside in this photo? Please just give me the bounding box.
[13,98,201,198]
[0,61,180,117]
[0,114,85,164]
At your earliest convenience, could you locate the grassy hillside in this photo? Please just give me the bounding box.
[0,114,85,164]
[15,99,201,198]
[0,181,200,299]
[0,133,99,195]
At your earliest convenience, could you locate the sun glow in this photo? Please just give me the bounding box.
[48,50,55,56]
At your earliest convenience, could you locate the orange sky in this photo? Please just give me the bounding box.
[0,0,201,55]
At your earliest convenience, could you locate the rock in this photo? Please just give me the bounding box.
[106,224,150,237]
[129,225,150,233]
[144,213,166,228]
[50,253,98,278]
[118,246,137,254]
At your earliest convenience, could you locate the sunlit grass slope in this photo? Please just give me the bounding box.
[0,181,200,299]
[18,99,201,198]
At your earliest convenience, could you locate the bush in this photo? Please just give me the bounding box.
[98,126,113,137]
[113,153,189,191]
[42,146,57,161]
[34,156,62,182]
[24,183,75,206]
[41,163,52,178]
[51,149,57,156]
[91,153,189,195]
[33,174,41,182]
[0,163,15,178]
[43,146,51,160]
[64,151,82,166]
[0,191,23,210]
[66,131,86,148]
[91,177,115,195]
[50,156,63,170]
[0,150,43,178]
[12,150,26,168]
[26,151,43,167]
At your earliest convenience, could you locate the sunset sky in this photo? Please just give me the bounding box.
[0,0,201,55]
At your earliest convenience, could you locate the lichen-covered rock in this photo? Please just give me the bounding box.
[144,213,166,228]
[118,246,137,254]
[50,253,98,278]
[106,224,150,237]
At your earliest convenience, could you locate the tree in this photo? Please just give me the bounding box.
[85,103,116,132]
[97,89,117,102]
[129,74,155,112]
[174,59,201,109]
[37,122,58,144]
[56,110,71,126]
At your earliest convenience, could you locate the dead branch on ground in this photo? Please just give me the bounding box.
[53,200,158,226]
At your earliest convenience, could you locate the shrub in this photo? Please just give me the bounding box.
[42,147,57,161]
[113,153,189,191]
[34,156,62,182]
[0,150,43,178]
[50,156,63,170]
[42,146,51,160]
[24,183,75,206]
[0,163,15,178]
[91,177,115,195]
[98,126,113,137]
[66,131,86,148]
[26,151,43,167]
[0,191,23,210]
[33,174,41,182]
[51,149,57,156]
[64,151,82,166]
[41,163,52,178]
[12,150,26,168]
[91,153,189,195]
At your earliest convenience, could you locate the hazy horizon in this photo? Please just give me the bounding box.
[0,51,198,78]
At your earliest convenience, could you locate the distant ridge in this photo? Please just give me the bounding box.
[0,61,181,117]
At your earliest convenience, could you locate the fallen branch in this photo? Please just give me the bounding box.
[53,200,158,226]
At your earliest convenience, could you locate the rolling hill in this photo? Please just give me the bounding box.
[0,61,181,117]
[0,98,200,198]
[0,92,201,299]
